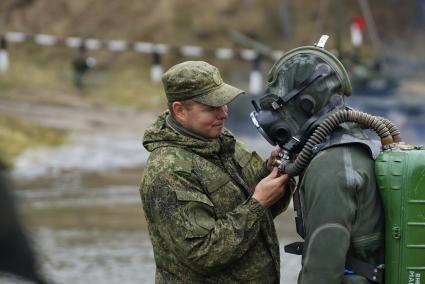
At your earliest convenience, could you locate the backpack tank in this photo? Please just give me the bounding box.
[375,145,425,284]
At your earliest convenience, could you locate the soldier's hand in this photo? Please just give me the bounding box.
[266,147,282,172]
[252,167,289,208]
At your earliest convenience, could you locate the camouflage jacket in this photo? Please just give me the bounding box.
[140,112,291,283]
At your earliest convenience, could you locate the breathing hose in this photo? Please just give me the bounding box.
[282,109,400,176]
[377,116,402,143]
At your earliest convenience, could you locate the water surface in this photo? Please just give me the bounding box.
[14,167,301,284]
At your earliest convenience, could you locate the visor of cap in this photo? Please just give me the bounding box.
[192,83,245,107]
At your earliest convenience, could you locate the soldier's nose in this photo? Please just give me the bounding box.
[217,105,228,120]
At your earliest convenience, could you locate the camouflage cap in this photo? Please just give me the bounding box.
[162,61,245,107]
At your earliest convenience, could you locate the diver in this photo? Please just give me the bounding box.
[250,36,395,284]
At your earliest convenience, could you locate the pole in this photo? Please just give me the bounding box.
[357,0,381,55]
[0,36,9,73]
[150,52,163,83]
[249,55,263,95]
[334,0,343,56]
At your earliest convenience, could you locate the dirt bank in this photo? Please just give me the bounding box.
[0,95,162,178]
[0,96,161,135]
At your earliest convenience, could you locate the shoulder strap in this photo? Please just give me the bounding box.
[293,174,305,239]
[284,241,384,283]
[345,257,384,283]
[313,125,382,160]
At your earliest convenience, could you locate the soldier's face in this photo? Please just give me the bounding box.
[175,101,228,138]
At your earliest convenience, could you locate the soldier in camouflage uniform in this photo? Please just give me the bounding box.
[253,44,385,284]
[140,61,293,283]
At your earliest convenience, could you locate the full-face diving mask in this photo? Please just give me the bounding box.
[251,35,352,153]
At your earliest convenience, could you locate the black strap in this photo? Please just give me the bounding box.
[345,257,384,283]
[271,64,331,109]
[284,177,305,256]
[284,241,304,255]
[279,95,344,152]
[285,240,384,283]
[292,175,305,238]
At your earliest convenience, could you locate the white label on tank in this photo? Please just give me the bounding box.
[408,271,422,284]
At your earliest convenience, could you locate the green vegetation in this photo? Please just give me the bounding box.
[0,46,166,169]
[3,0,421,55]
[81,52,166,109]
[0,0,422,170]
[0,46,166,109]
[1,0,421,110]
[0,114,67,168]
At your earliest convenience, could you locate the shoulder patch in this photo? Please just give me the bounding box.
[172,147,193,172]
[146,147,193,175]
[174,159,192,173]
[151,147,193,164]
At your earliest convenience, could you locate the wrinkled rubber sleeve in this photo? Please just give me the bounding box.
[145,171,266,275]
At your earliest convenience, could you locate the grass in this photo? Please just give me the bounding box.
[0,46,167,168]
[80,51,167,109]
[0,114,67,169]
[0,45,166,110]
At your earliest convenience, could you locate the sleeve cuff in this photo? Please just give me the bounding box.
[244,197,266,217]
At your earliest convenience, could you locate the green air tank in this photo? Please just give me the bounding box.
[375,145,425,284]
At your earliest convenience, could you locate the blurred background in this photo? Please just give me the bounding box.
[0,0,424,283]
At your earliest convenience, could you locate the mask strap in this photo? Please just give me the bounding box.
[283,95,343,151]
[271,64,331,110]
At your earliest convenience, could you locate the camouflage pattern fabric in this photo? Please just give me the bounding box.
[298,125,385,284]
[140,112,291,283]
[162,61,244,107]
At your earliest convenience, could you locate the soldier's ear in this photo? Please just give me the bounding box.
[172,101,187,123]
